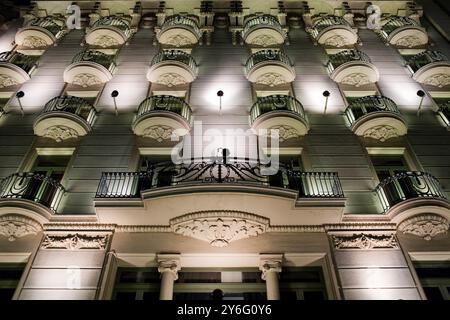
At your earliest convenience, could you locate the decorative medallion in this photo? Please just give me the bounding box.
[250,34,279,47]
[363,125,399,142]
[398,214,449,241]
[22,36,48,48]
[43,126,79,142]
[0,215,41,242]
[332,233,399,249]
[165,34,194,47]
[340,73,371,87]
[72,73,102,87]
[156,73,188,87]
[0,74,19,88]
[269,125,300,141]
[142,125,173,142]
[395,35,422,48]
[255,73,286,87]
[41,233,109,250]
[324,35,348,47]
[423,74,450,88]
[93,35,119,48]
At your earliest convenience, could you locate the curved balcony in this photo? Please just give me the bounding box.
[132,95,192,141]
[0,172,65,213]
[249,95,309,141]
[85,16,132,48]
[0,51,38,88]
[15,17,65,50]
[245,50,295,86]
[406,51,450,87]
[63,49,115,87]
[379,16,428,48]
[344,95,407,141]
[327,49,379,86]
[146,50,198,87]
[33,96,97,142]
[307,15,357,47]
[437,100,450,130]
[96,159,344,200]
[375,171,448,213]
[242,15,286,47]
[157,15,202,47]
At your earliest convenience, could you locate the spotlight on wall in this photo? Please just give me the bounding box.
[16,91,25,116]
[323,90,330,115]
[416,90,425,116]
[217,90,224,115]
[111,90,119,116]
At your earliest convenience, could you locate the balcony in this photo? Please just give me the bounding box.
[249,95,309,141]
[406,51,450,88]
[375,171,448,213]
[146,50,198,87]
[0,51,38,89]
[156,15,202,47]
[64,49,116,88]
[132,95,192,141]
[33,96,97,142]
[326,49,379,86]
[85,16,133,49]
[0,172,65,213]
[245,50,295,86]
[379,16,428,48]
[306,15,358,48]
[344,95,407,141]
[437,100,450,130]
[95,159,344,200]
[242,15,286,47]
[15,17,65,52]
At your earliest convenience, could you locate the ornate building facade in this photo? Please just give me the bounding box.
[0,0,449,300]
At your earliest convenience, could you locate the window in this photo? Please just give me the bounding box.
[268,153,303,188]
[414,263,450,300]
[32,155,71,182]
[370,155,409,182]
[0,264,25,300]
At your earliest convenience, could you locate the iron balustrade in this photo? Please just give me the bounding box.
[437,100,450,128]
[380,16,420,39]
[160,15,202,39]
[72,49,116,71]
[151,50,198,74]
[375,171,448,213]
[406,51,448,73]
[0,172,65,212]
[136,95,192,124]
[245,50,291,75]
[42,96,97,125]
[242,15,283,39]
[91,16,132,38]
[344,95,401,126]
[96,158,344,199]
[27,17,64,37]
[308,15,351,39]
[249,95,307,126]
[327,49,371,74]
[0,51,38,74]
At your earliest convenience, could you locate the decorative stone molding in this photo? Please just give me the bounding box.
[41,233,109,250]
[250,34,279,47]
[42,125,79,142]
[93,35,119,48]
[156,73,188,87]
[398,214,449,241]
[363,125,399,142]
[142,125,174,142]
[44,223,117,231]
[259,254,282,280]
[0,214,41,241]
[170,211,269,247]
[0,74,19,88]
[165,34,193,47]
[423,74,450,88]
[22,35,48,48]
[395,35,422,48]
[72,73,102,87]
[255,72,286,87]
[157,254,181,279]
[332,233,399,249]
[340,73,371,87]
[324,35,348,47]
[269,125,299,141]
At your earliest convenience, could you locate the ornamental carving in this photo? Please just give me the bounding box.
[332,233,399,249]
[324,35,348,47]
[255,72,287,87]
[423,74,450,88]
[0,215,41,241]
[0,74,19,88]
[72,73,102,87]
[142,125,173,142]
[165,34,195,47]
[171,211,269,247]
[22,36,48,48]
[395,35,422,48]
[340,73,371,87]
[363,125,399,142]
[41,233,109,250]
[156,73,188,87]
[398,215,449,241]
[43,126,79,142]
[269,125,300,141]
[93,35,119,48]
[250,34,279,47]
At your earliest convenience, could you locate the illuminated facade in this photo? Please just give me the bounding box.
[0,0,450,300]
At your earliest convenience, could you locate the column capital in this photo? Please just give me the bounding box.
[157,254,181,279]
[259,254,283,280]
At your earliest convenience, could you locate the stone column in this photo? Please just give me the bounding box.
[259,254,282,300]
[157,254,181,300]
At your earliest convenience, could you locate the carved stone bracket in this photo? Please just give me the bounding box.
[41,233,109,250]
[332,233,399,249]
[0,215,42,242]
[398,214,449,241]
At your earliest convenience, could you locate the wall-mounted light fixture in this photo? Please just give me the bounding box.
[323,90,330,115]
[416,90,425,116]
[111,90,119,116]
[217,90,224,115]
[16,91,25,116]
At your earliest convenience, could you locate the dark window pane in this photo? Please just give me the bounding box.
[423,287,444,300]
[119,270,160,283]
[0,288,15,301]
[279,268,322,283]
[174,292,212,300]
[280,291,298,300]
[242,272,264,283]
[177,272,221,283]
[416,267,450,279]
[242,292,266,300]
[142,292,159,301]
[303,291,325,301]
[0,269,24,280]
[114,292,137,300]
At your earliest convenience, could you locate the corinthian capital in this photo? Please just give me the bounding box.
[259,254,283,280]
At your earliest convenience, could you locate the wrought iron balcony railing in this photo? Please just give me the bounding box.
[242,15,283,39]
[344,95,401,126]
[308,15,351,39]
[91,16,133,38]
[406,50,448,73]
[0,51,38,74]
[151,50,198,74]
[95,158,344,199]
[0,172,65,212]
[249,95,307,125]
[26,17,65,37]
[136,95,193,124]
[380,16,420,38]
[245,50,291,75]
[437,100,450,128]
[375,171,448,213]
[72,49,116,72]
[160,15,202,39]
[42,96,97,125]
[326,49,371,74]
